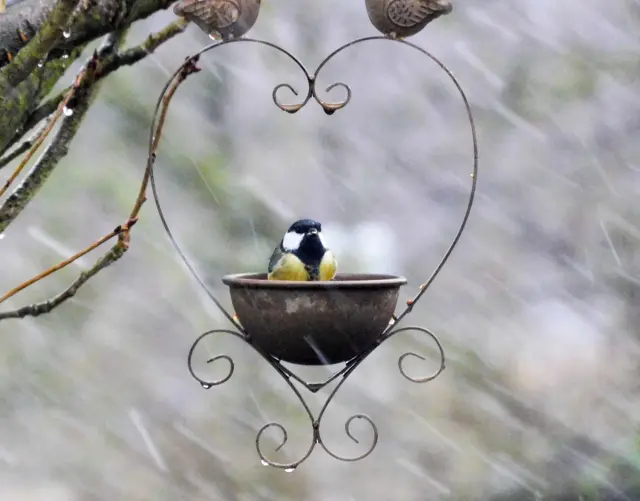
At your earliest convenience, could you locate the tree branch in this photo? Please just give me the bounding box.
[0,54,201,321]
[0,0,175,65]
[0,218,137,305]
[0,243,128,320]
[0,115,51,169]
[0,45,84,154]
[0,48,102,233]
[129,53,199,219]
[98,17,188,75]
[18,18,188,141]
[0,79,79,199]
[0,0,177,151]
[0,19,187,231]
[0,0,80,94]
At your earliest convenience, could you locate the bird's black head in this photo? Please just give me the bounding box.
[281,219,326,264]
[287,219,322,234]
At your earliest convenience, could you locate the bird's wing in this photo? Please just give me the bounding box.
[387,0,451,27]
[173,0,240,28]
[268,244,284,274]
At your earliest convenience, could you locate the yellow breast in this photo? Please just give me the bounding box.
[267,253,310,281]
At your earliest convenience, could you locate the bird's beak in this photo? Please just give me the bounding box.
[309,229,318,235]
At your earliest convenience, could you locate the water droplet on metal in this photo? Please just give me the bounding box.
[201,382,212,389]
[63,30,71,38]
[63,106,73,117]
[284,467,295,473]
[260,460,268,466]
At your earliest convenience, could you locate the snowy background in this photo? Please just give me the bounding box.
[0,0,639,499]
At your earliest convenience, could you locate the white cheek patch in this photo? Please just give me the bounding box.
[282,231,303,251]
[318,232,328,249]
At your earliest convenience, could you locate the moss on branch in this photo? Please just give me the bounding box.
[16,18,188,137]
[0,45,85,153]
[0,0,80,94]
[0,35,119,233]
[0,0,178,151]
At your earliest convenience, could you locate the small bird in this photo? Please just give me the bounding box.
[267,219,337,281]
[364,0,453,39]
[173,0,261,40]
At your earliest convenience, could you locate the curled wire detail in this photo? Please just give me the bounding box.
[311,81,352,115]
[272,82,309,114]
[318,413,379,462]
[254,374,318,470]
[256,413,379,470]
[272,78,352,115]
[253,394,379,469]
[187,329,246,388]
[252,346,380,469]
[384,326,446,383]
[256,421,315,471]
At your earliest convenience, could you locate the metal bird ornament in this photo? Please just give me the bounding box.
[365,0,452,39]
[173,0,261,40]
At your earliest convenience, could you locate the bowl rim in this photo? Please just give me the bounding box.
[222,272,408,289]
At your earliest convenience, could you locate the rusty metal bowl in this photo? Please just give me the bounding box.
[222,272,407,365]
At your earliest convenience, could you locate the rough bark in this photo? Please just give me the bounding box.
[0,0,176,151]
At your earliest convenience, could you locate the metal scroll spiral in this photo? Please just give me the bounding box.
[187,329,246,388]
[147,36,478,469]
[187,327,379,469]
[254,359,380,470]
[186,327,445,469]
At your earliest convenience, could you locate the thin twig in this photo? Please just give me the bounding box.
[0,116,52,170]
[20,19,189,145]
[0,49,101,232]
[0,244,127,320]
[0,0,80,93]
[129,55,201,220]
[0,31,135,231]
[0,63,88,199]
[0,52,201,321]
[98,18,189,77]
[0,218,137,305]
